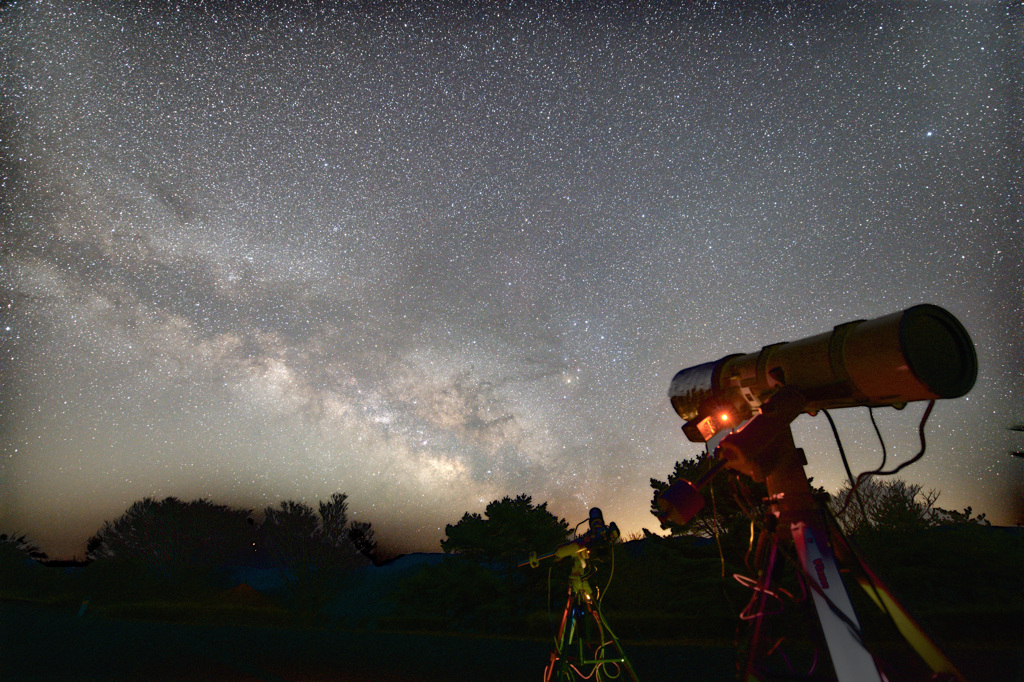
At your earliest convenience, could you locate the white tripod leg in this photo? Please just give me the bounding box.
[791,521,885,682]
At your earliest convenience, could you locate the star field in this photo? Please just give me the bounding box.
[1,0,1020,557]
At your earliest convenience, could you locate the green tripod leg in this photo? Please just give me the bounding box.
[526,509,637,682]
[546,554,639,682]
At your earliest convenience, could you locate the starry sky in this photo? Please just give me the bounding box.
[1,0,1021,559]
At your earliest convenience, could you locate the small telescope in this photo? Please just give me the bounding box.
[520,508,638,681]
[669,304,977,443]
[520,507,620,568]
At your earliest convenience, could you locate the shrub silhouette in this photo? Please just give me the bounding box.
[441,493,569,565]
[829,476,991,539]
[256,492,368,617]
[86,497,254,598]
[393,494,569,635]
[348,520,383,565]
[0,533,48,598]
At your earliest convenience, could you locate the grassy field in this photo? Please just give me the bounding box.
[2,594,1021,681]
[0,598,739,681]
[3,528,1021,681]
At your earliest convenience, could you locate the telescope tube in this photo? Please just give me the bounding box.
[669,304,977,442]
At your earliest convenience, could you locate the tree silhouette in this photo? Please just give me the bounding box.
[392,495,570,634]
[0,533,48,596]
[441,494,569,566]
[86,497,253,594]
[257,493,367,615]
[829,477,987,536]
[347,520,381,565]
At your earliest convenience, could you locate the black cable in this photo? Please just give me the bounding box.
[822,504,913,681]
[705,441,728,579]
[823,409,871,531]
[735,510,860,639]
[547,564,557,642]
[838,400,935,519]
[600,538,615,604]
[875,400,934,478]
[785,542,868,639]
[841,406,891,531]
[823,409,857,490]
[822,505,895,625]
[868,406,888,472]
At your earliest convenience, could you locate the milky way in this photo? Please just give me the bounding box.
[1,1,1020,557]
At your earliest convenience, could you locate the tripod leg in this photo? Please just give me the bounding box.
[547,594,578,682]
[792,521,883,682]
[741,529,780,681]
[587,600,640,682]
[829,527,967,681]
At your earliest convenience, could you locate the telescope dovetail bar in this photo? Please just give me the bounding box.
[669,303,977,443]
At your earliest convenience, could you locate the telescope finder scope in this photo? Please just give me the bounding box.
[669,304,977,443]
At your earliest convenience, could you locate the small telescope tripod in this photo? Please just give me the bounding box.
[523,509,639,682]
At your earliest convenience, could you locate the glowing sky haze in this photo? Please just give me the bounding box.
[1,0,1020,558]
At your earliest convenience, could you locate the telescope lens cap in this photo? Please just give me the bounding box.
[900,305,977,399]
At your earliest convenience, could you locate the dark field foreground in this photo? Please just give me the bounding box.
[3,600,1021,681]
[1,600,736,681]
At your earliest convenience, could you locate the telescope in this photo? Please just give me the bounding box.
[660,304,977,682]
[669,303,977,443]
[520,507,620,568]
[519,508,638,682]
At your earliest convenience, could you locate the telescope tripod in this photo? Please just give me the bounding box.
[735,440,966,682]
[738,498,967,682]
[545,547,639,682]
[659,387,966,682]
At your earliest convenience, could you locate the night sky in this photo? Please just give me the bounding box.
[2,1,1020,559]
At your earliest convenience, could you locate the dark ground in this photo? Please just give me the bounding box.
[2,600,1021,681]
[0,600,735,681]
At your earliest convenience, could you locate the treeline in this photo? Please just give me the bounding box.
[385,481,1019,648]
[0,467,1020,653]
[0,493,382,624]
